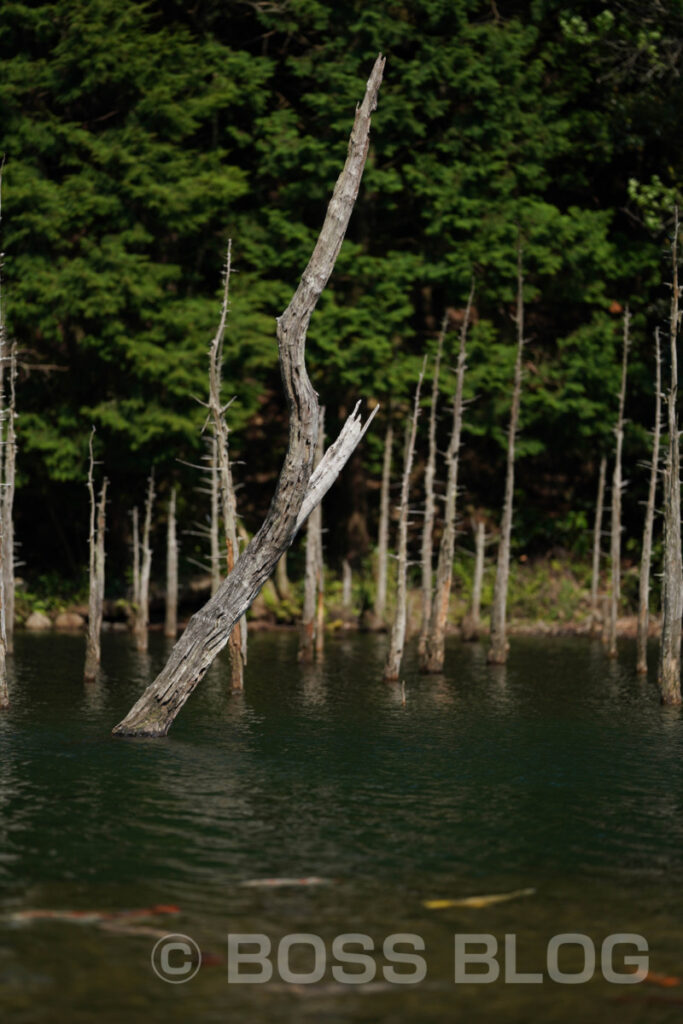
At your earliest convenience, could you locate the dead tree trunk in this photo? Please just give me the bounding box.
[84,430,108,680]
[275,552,291,602]
[210,439,221,596]
[462,516,486,642]
[488,250,525,666]
[165,486,178,638]
[421,286,473,672]
[131,507,140,614]
[636,330,662,674]
[299,408,325,662]
[589,455,607,633]
[134,472,155,653]
[113,56,384,736]
[418,318,445,657]
[659,212,683,704]
[606,307,630,659]
[373,422,393,623]
[2,343,16,655]
[342,557,352,609]
[0,162,9,708]
[384,362,425,682]
[207,240,245,691]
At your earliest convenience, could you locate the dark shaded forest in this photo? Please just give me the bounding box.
[1,0,681,594]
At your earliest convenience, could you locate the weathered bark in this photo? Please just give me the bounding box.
[2,343,16,655]
[164,486,178,638]
[658,213,683,704]
[299,408,325,662]
[210,439,221,596]
[0,164,9,708]
[589,455,607,633]
[113,56,384,737]
[373,422,393,622]
[488,250,524,666]
[606,307,629,659]
[207,239,245,690]
[134,472,155,653]
[384,362,425,682]
[131,507,140,612]
[85,455,108,681]
[418,318,445,658]
[421,286,473,672]
[462,517,486,642]
[636,330,662,674]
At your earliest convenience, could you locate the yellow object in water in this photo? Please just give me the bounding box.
[423,887,536,910]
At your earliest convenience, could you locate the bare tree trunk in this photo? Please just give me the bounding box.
[342,557,352,609]
[85,436,107,682]
[210,439,221,596]
[589,455,607,633]
[374,422,393,623]
[606,308,630,659]
[0,162,9,707]
[488,249,525,666]
[2,343,16,655]
[462,517,486,642]
[207,241,245,691]
[659,212,683,704]
[421,286,474,672]
[384,363,425,682]
[418,319,445,657]
[113,56,384,737]
[299,408,325,662]
[636,330,662,674]
[164,486,178,638]
[134,472,155,653]
[131,507,140,613]
[275,551,291,602]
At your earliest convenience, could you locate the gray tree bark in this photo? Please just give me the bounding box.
[421,285,473,672]
[342,556,352,609]
[164,486,178,638]
[418,318,445,657]
[210,439,221,597]
[299,408,325,663]
[113,55,384,736]
[589,455,607,633]
[0,163,9,708]
[134,472,155,653]
[207,240,244,690]
[2,343,16,655]
[606,308,630,659]
[384,362,425,682]
[373,422,393,623]
[636,330,662,674]
[131,507,140,613]
[275,552,291,602]
[658,212,683,704]
[462,517,486,642]
[85,438,108,682]
[488,251,525,666]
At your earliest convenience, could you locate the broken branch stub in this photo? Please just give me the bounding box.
[113,54,385,737]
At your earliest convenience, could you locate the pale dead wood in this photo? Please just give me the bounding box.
[636,330,661,674]
[134,472,155,653]
[589,455,607,632]
[418,316,445,658]
[164,486,178,638]
[373,422,393,622]
[606,307,630,659]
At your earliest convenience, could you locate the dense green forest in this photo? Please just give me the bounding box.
[1,0,681,591]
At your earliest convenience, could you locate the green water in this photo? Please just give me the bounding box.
[2,631,683,1022]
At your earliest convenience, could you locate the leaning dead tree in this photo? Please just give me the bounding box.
[373,421,393,623]
[421,285,473,672]
[384,362,425,682]
[488,251,525,666]
[113,56,384,736]
[164,486,178,638]
[659,212,683,704]
[134,472,155,653]
[206,239,245,690]
[418,318,445,657]
[636,330,662,674]
[589,455,607,632]
[606,307,630,659]
[299,407,325,663]
[84,430,108,680]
